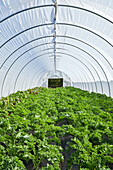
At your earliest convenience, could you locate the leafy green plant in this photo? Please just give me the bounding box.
[0,87,113,169]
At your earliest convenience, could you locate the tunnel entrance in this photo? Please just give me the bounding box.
[48,78,63,88]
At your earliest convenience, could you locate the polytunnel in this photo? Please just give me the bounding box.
[0,0,113,98]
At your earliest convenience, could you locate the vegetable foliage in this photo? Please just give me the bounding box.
[0,87,113,169]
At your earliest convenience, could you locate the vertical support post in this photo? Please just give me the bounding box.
[54,0,57,73]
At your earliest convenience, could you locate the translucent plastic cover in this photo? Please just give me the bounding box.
[0,0,113,97]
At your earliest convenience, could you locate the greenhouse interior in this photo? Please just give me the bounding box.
[0,0,113,169]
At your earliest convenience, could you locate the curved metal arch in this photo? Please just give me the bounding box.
[13,55,90,94]
[1,48,54,97]
[22,62,52,90]
[0,23,53,48]
[1,42,103,96]
[13,52,55,93]
[24,68,49,90]
[25,69,48,90]
[57,65,93,91]
[30,70,49,88]
[57,23,113,48]
[1,39,109,96]
[16,41,104,93]
[57,47,103,93]
[57,23,112,96]
[1,35,111,96]
[20,58,89,93]
[1,21,113,52]
[0,35,52,69]
[15,43,98,92]
[34,67,85,90]
[57,52,95,92]
[56,67,90,91]
[0,4,112,25]
[57,56,94,92]
[57,65,91,91]
[0,5,54,23]
[34,70,53,88]
[1,33,112,74]
[0,3,112,95]
[80,70,90,91]
[0,4,112,78]
[57,53,96,92]
[57,51,98,92]
[63,68,85,90]
[57,55,93,91]
[57,35,113,71]
[30,70,51,88]
[63,68,86,90]
[74,69,91,91]
[1,38,107,95]
[28,69,49,89]
[13,51,97,95]
[1,32,112,79]
[58,5,113,24]
[57,44,104,94]
[0,36,111,95]
[1,40,99,97]
[0,5,112,70]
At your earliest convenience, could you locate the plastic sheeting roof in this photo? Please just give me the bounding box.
[0,0,113,97]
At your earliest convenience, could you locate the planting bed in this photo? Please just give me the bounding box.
[0,87,113,169]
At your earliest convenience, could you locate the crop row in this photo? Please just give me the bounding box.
[0,87,113,169]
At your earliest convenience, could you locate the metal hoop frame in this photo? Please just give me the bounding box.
[0,3,112,97]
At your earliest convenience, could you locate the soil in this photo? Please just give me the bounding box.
[24,118,80,170]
